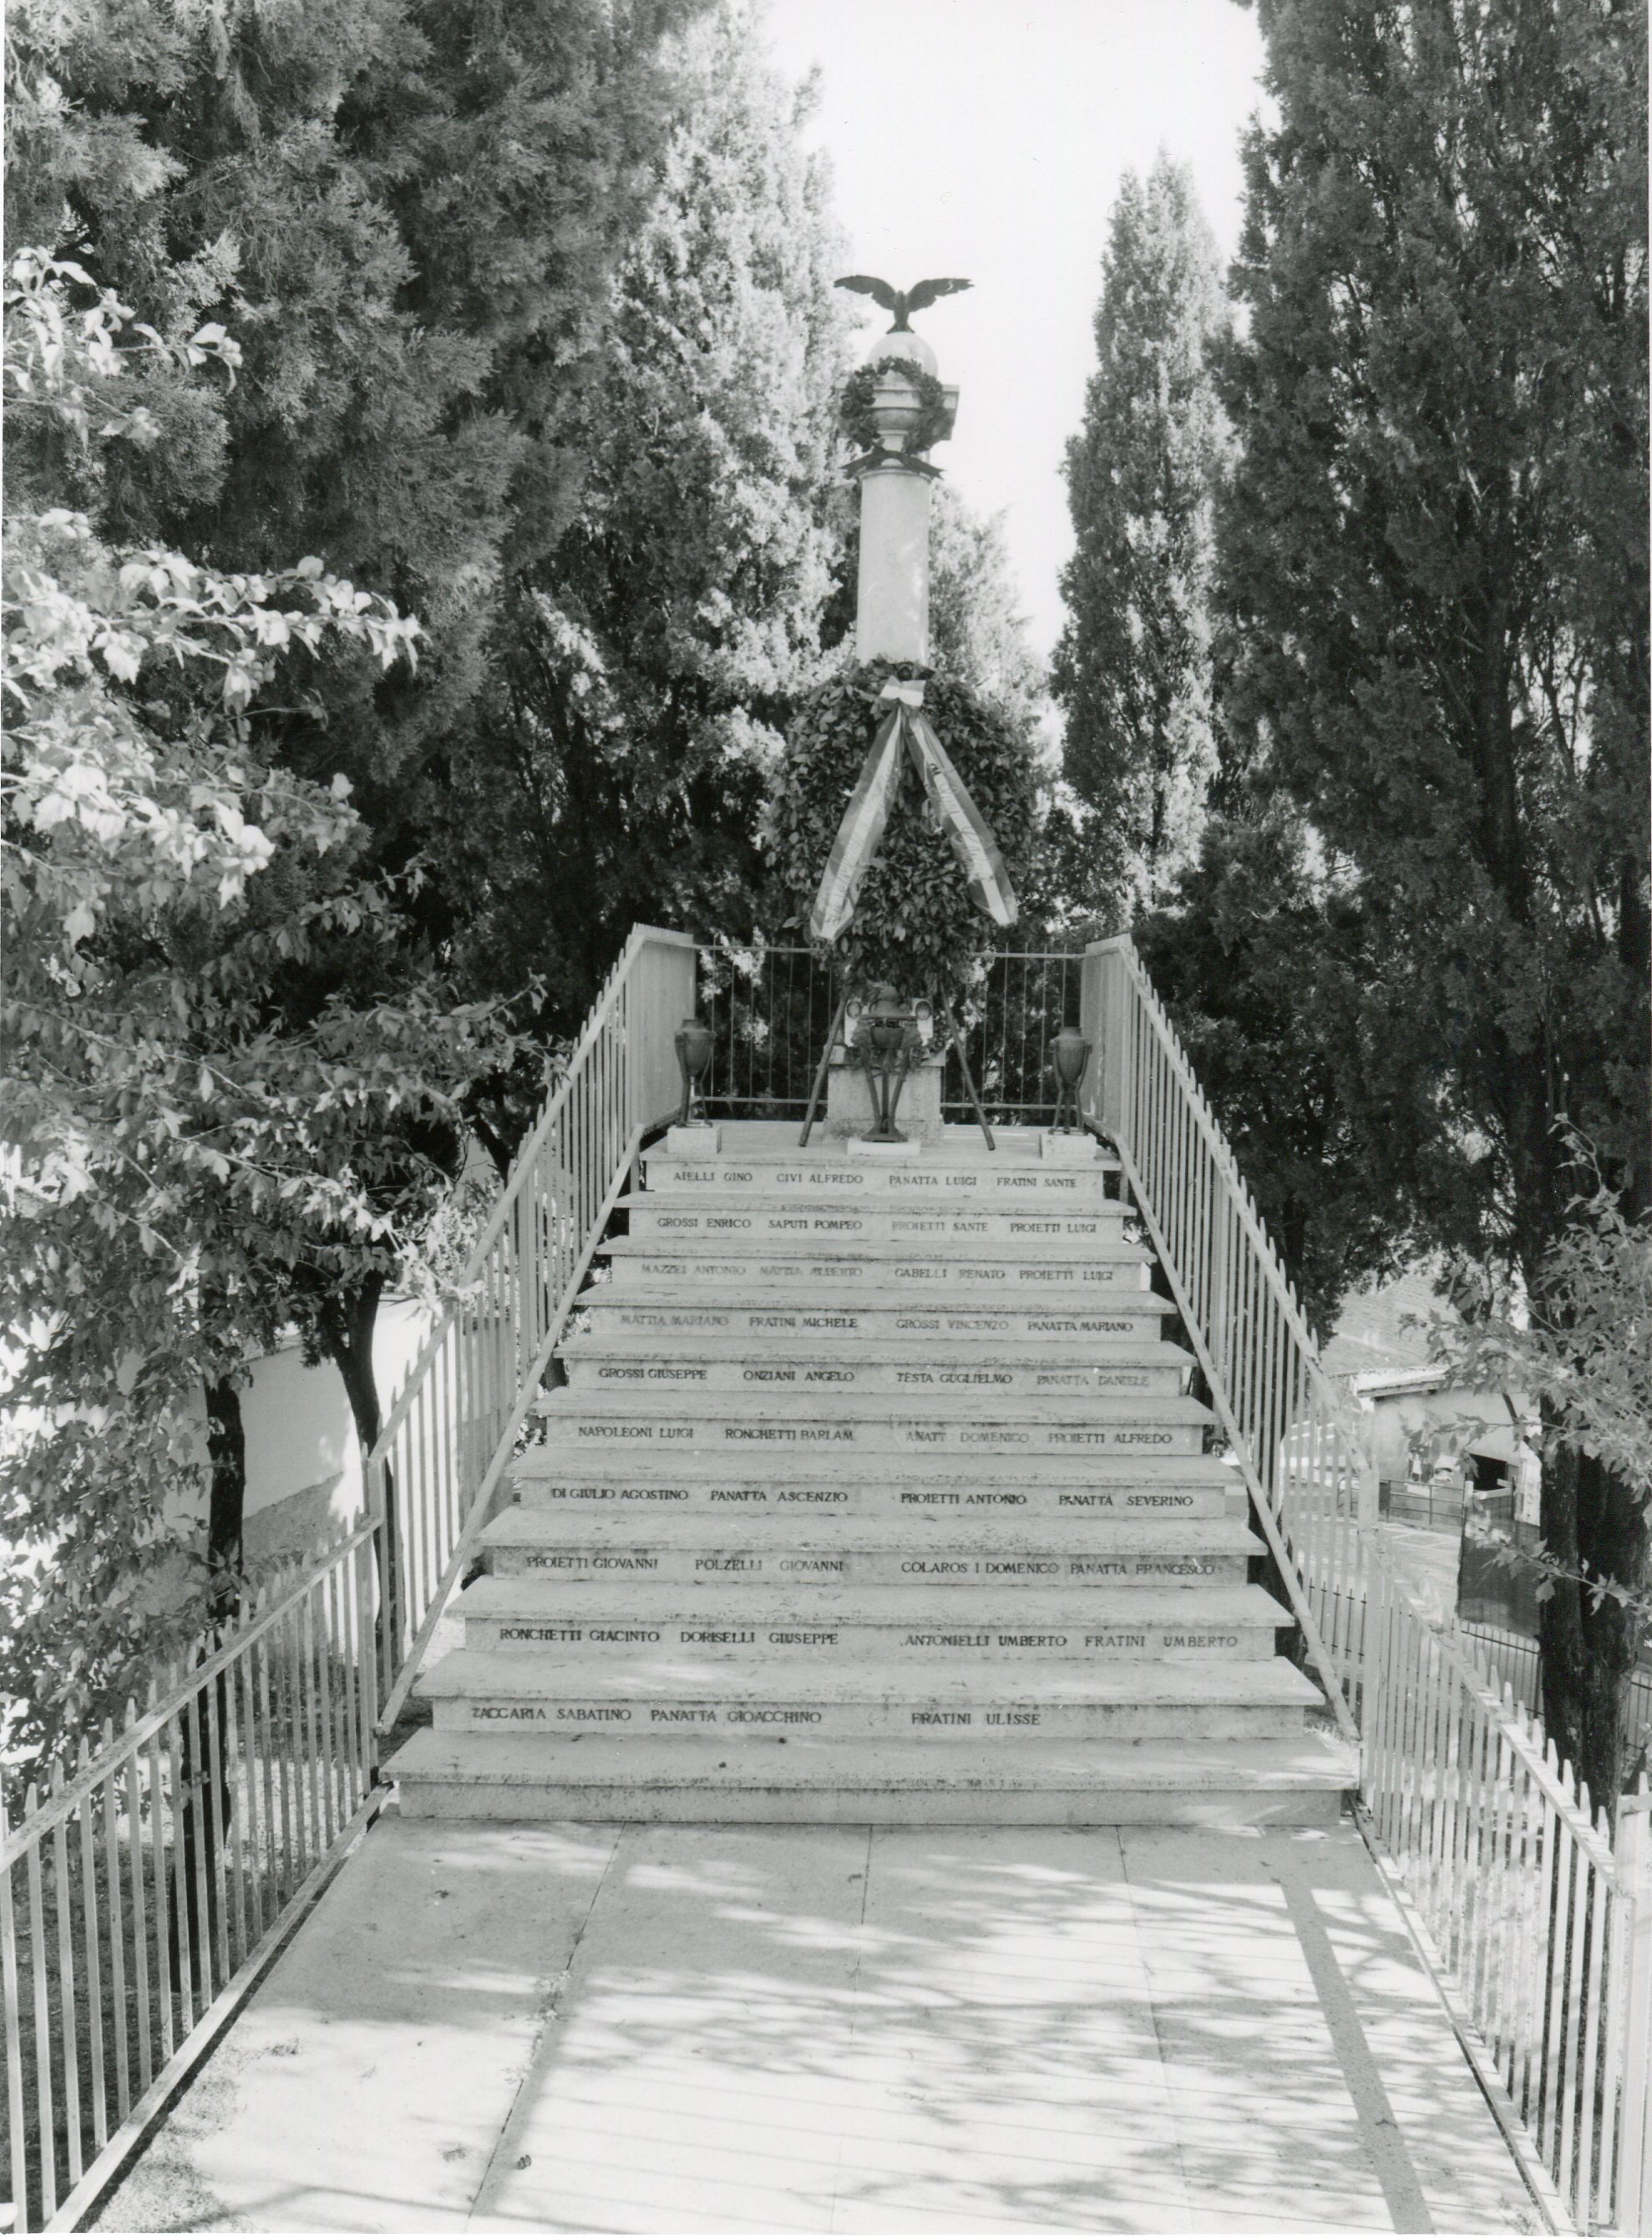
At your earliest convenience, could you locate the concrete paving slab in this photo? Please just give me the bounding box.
[98,1811,1547,2236]
[470,1825,870,2233]
[94,1822,621,2234]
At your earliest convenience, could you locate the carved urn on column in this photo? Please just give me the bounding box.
[823,294,961,1149]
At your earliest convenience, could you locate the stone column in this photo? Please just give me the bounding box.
[849,333,957,669]
[825,327,960,1146]
[855,457,934,664]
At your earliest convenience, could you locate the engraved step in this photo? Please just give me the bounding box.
[396,1116,1341,1834]
[535,1390,1213,1459]
[507,1455,1242,1518]
[386,1729,1355,1827]
[580,1299,1179,1342]
[599,1251,1153,1297]
[481,1510,1260,1584]
[642,1147,1121,1204]
[539,1384,1209,1419]
[621,1193,1132,1247]
[451,1580,1288,1659]
[508,1481,1243,1521]
[559,1340,1192,1399]
[604,1232,1150,1268]
[416,1651,1320,1740]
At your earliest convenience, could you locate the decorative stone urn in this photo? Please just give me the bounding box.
[866,369,929,453]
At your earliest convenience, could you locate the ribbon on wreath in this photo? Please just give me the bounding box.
[808,678,1019,944]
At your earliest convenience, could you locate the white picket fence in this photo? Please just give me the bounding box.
[5,924,1648,2233]
[1361,1543,1652,2232]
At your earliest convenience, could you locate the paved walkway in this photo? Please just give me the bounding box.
[98,1814,1545,2235]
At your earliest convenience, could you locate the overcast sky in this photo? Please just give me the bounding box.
[763,0,1269,661]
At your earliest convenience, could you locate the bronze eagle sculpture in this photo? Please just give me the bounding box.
[834,275,972,332]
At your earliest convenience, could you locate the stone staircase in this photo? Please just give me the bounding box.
[388,1122,1354,1824]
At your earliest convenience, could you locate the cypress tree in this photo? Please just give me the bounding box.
[1054,153,1229,927]
[441,4,852,1051]
[1220,0,1649,1804]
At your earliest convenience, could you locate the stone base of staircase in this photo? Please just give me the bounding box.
[387,1729,1356,1826]
[390,1122,1356,1833]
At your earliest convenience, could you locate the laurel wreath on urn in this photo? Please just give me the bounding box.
[839,357,950,458]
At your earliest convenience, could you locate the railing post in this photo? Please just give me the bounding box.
[631,929,697,1135]
[1082,939,1126,1143]
[1616,1792,1652,2235]
[1207,1198,1230,1399]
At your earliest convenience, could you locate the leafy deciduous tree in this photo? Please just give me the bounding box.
[1,256,523,1776]
[3,0,714,1006]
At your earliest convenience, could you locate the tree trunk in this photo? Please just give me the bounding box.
[204,1376,246,1624]
[174,1377,245,1988]
[1538,1434,1650,1819]
[470,1106,514,1181]
[327,1278,384,1460]
[318,1276,396,1663]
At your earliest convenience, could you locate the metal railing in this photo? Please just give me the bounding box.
[1456,1621,1652,1755]
[694,944,1086,1122]
[1084,932,1652,2230]
[366,924,695,1729]
[9,918,1649,2235]
[1363,1542,1652,2234]
[3,1528,381,2232]
[1082,936,1369,1735]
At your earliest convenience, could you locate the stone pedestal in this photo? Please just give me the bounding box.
[823,1052,945,1146]
[666,1123,720,1157]
[1041,1128,1098,1163]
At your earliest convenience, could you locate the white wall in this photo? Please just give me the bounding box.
[235,1299,433,1559]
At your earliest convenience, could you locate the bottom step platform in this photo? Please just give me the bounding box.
[386,1729,1356,1828]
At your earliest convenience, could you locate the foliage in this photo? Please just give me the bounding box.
[1054,153,1229,926]
[1437,1167,1652,1729]
[767,658,1041,1007]
[1221,0,1649,1800]
[1,0,849,1760]
[839,356,951,458]
[435,3,852,1091]
[1,253,524,1776]
[1432,1169,1652,1509]
[926,484,1052,747]
[1134,803,1423,1338]
[3,0,714,1026]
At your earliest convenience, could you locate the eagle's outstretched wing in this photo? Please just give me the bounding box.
[834,275,899,311]
[905,277,972,314]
